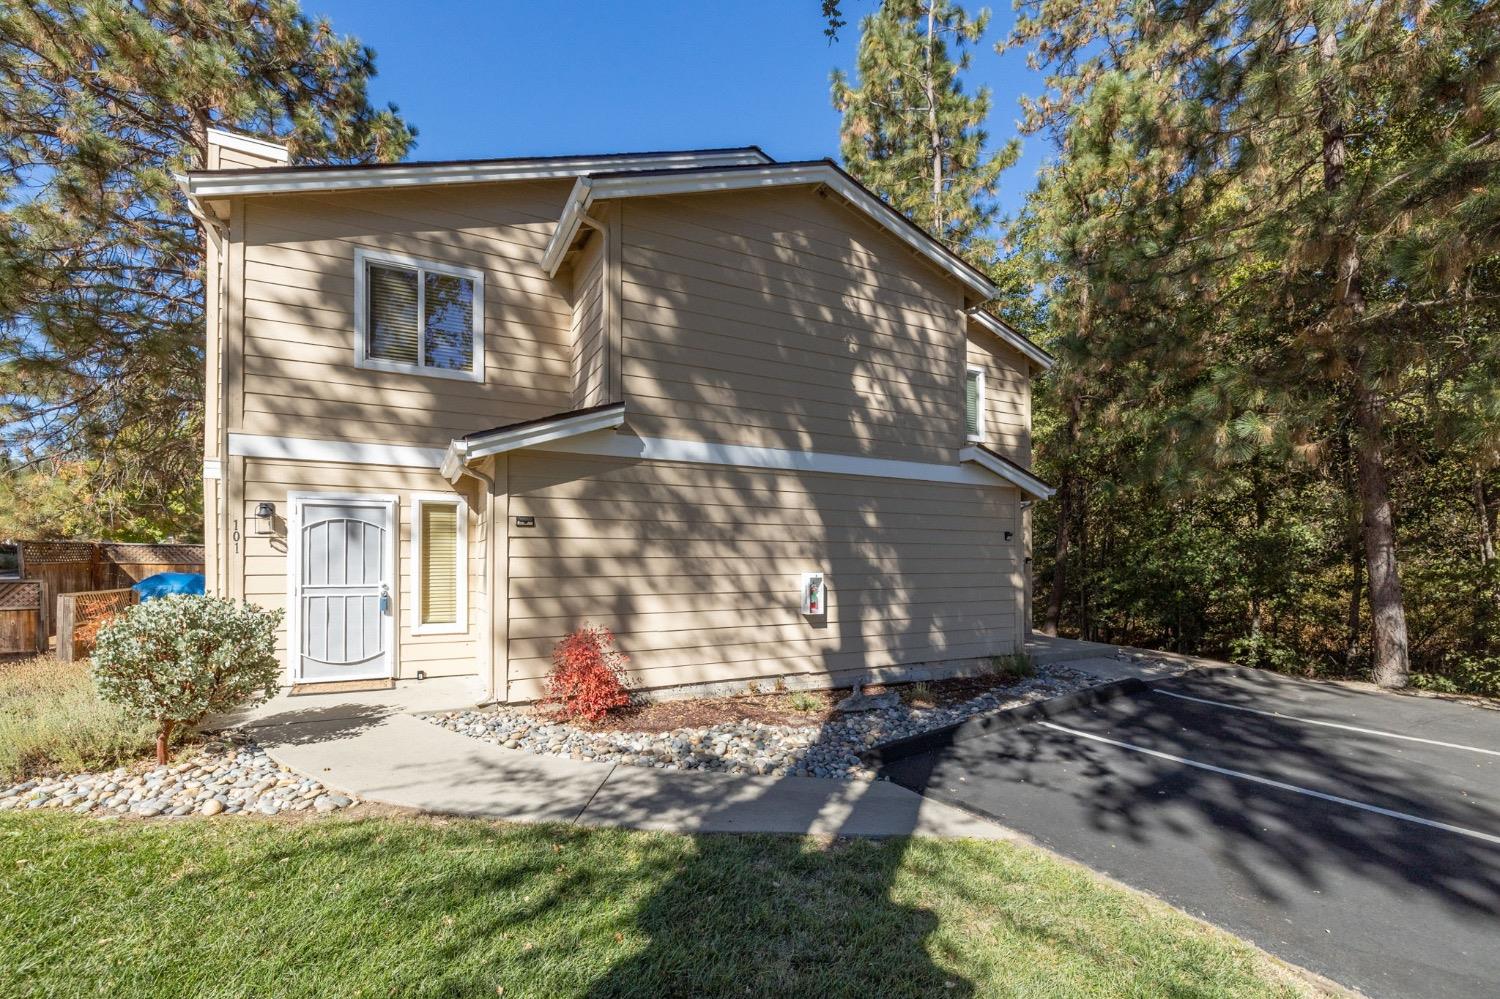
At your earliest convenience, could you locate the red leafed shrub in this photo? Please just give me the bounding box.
[546,625,631,722]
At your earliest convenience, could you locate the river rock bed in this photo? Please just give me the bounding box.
[0,734,355,819]
[431,664,1094,781]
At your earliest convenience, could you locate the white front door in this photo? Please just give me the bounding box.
[289,493,397,682]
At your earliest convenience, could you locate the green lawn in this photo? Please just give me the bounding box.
[1,813,1316,998]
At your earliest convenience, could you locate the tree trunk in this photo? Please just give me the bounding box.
[1042,470,1071,636]
[1477,469,1496,566]
[155,719,174,765]
[924,1,943,235]
[1319,21,1410,687]
[1354,382,1410,687]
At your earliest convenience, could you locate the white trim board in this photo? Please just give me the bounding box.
[967,309,1055,373]
[536,430,1028,492]
[959,446,1054,500]
[541,165,998,300]
[229,428,1051,497]
[443,404,627,481]
[228,433,446,469]
[185,149,772,199]
[207,127,290,163]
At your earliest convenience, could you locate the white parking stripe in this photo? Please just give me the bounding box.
[1036,720,1500,846]
[1152,689,1500,758]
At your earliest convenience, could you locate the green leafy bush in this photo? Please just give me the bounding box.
[988,652,1036,681]
[1411,654,1500,699]
[92,596,283,763]
[787,690,821,712]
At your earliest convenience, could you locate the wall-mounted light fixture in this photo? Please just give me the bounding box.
[254,501,275,535]
[1004,530,1014,541]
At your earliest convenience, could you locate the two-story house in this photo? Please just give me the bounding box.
[184,128,1053,702]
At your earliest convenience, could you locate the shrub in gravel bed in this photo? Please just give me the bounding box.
[92,596,283,764]
[433,664,1093,780]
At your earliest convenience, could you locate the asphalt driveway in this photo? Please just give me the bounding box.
[881,668,1500,999]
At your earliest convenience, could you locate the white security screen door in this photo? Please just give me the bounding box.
[290,494,397,682]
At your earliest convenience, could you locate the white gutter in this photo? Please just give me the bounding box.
[960,446,1055,500]
[441,404,628,484]
[967,310,1056,373]
[185,149,772,199]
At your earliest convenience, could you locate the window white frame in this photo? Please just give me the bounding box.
[966,365,986,443]
[410,492,468,636]
[353,248,485,382]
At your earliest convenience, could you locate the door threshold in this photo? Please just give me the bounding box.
[290,678,397,696]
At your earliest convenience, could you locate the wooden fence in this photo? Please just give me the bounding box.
[56,588,139,663]
[19,540,203,637]
[0,580,49,656]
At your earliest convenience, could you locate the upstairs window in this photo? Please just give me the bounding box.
[355,249,484,381]
[966,366,985,442]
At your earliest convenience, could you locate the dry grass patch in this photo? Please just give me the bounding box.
[0,655,166,783]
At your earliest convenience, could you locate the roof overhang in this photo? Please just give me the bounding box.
[960,445,1055,500]
[542,163,1000,301]
[440,403,627,482]
[967,310,1055,373]
[183,148,773,200]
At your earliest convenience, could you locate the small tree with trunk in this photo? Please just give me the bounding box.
[91,595,283,763]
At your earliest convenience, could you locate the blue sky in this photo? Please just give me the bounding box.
[307,0,1050,218]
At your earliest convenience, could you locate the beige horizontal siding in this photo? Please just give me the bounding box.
[967,332,1032,464]
[504,450,1021,699]
[618,188,967,464]
[234,182,576,449]
[238,458,484,680]
[569,234,607,408]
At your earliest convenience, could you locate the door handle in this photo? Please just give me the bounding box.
[379,584,390,615]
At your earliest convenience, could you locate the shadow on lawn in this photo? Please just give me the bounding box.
[582,832,965,999]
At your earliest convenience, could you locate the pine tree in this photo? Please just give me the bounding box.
[0,1,413,537]
[831,0,1017,261]
[1010,1,1500,687]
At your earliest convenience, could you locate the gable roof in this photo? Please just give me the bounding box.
[183,147,774,199]
[960,444,1054,500]
[967,310,1056,372]
[440,403,626,482]
[541,160,999,301]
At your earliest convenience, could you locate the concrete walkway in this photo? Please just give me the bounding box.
[231,639,1218,839]
[253,711,1007,838]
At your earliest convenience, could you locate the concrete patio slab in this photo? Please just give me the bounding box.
[262,714,609,825]
[210,673,488,731]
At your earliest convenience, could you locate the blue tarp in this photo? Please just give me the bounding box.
[132,571,205,601]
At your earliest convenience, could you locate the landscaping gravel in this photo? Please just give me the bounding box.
[431,664,1094,781]
[0,733,355,819]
